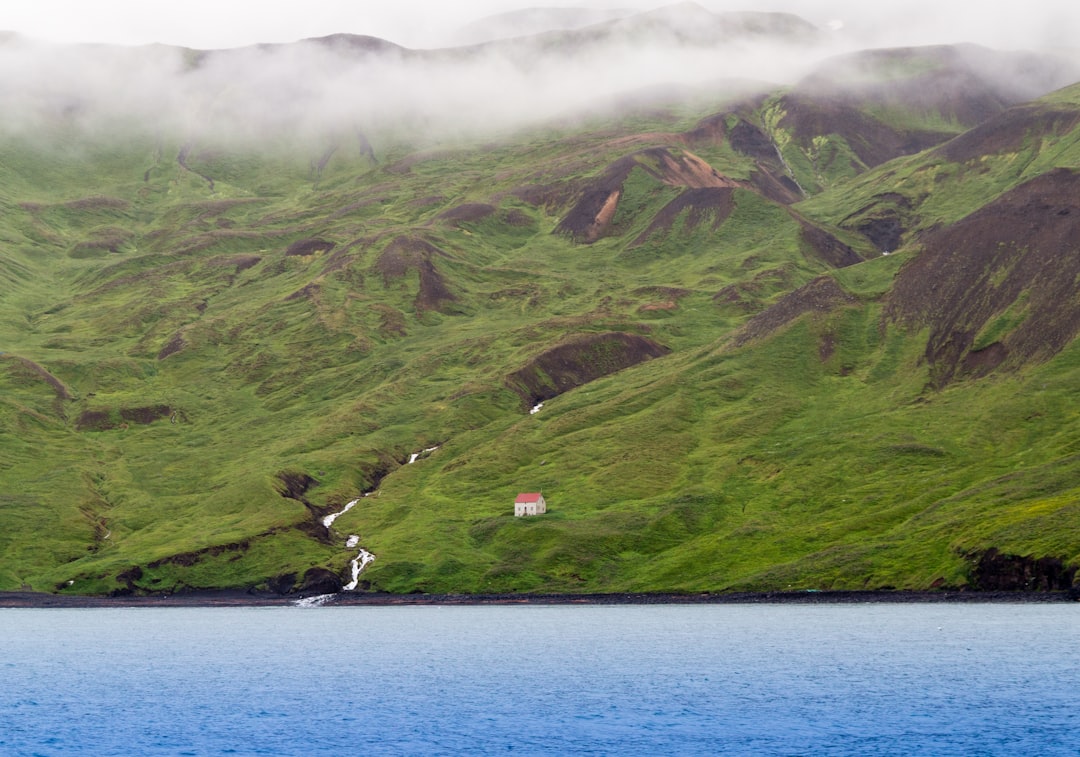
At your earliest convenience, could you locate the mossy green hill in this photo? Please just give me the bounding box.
[2,42,1080,596]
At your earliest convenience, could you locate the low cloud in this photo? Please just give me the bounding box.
[0,4,1076,150]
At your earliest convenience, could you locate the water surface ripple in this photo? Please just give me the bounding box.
[1,604,1077,755]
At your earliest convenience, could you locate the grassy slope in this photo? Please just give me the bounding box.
[1,84,1079,595]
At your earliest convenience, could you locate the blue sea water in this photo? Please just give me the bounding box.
[1,603,1078,755]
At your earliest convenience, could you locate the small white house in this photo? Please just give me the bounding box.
[514,492,547,517]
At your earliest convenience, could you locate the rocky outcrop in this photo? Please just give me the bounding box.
[506,332,669,407]
[970,548,1077,591]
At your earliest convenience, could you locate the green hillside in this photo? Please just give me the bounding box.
[2,40,1080,596]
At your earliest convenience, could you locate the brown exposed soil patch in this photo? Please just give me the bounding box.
[555,147,737,243]
[970,548,1076,591]
[685,112,805,204]
[503,209,533,227]
[76,405,173,431]
[276,471,318,502]
[959,342,1008,378]
[284,282,320,302]
[436,203,496,224]
[840,192,915,252]
[727,118,778,162]
[274,471,334,539]
[376,236,458,313]
[748,169,803,205]
[937,105,1080,164]
[158,332,185,360]
[797,218,864,268]
[506,332,670,406]
[713,284,759,314]
[630,187,735,247]
[733,276,858,347]
[148,540,253,570]
[286,238,335,256]
[886,168,1080,386]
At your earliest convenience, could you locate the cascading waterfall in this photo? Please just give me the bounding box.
[298,444,440,605]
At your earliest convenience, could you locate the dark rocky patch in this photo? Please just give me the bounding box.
[285,282,320,302]
[286,238,335,256]
[506,332,669,407]
[436,203,496,224]
[376,236,458,313]
[733,276,858,346]
[276,471,318,503]
[887,168,1080,386]
[148,540,252,569]
[76,405,172,431]
[937,105,1080,164]
[158,332,185,360]
[120,405,172,424]
[856,214,904,252]
[970,548,1076,591]
[960,342,1008,378]
[275,471,334,540]
[726,118,778,162]
[748,169,803,205]
[113,566,143,595]
[555,147,736,243]
[298,567,344,595]
[554,167,628,243]
[796,218,864,267]
[267,572,297,594]
[503,209,533,227]
[713,283,760,314]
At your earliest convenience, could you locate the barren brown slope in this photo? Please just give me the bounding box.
[886,167,1080,386]
[555,147,737,243]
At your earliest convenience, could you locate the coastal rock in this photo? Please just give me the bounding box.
[298,567,343,595]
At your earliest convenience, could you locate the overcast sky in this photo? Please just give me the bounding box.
[0,1,1078,51]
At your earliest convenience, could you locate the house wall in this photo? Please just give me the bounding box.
[514,496,547,516]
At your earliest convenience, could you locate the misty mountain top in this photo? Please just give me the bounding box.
[0,4,1076,146]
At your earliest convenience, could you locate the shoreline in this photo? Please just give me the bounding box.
[0,588,1076,608]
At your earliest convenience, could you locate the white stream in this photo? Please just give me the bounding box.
[408,445,440,464]
[298,445,440,606]
[297,492,380,605]
[344,549,376,591]
[322,498,358,528]
[531,402,544,414]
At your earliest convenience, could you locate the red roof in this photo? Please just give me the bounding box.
[515,492,543,503]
